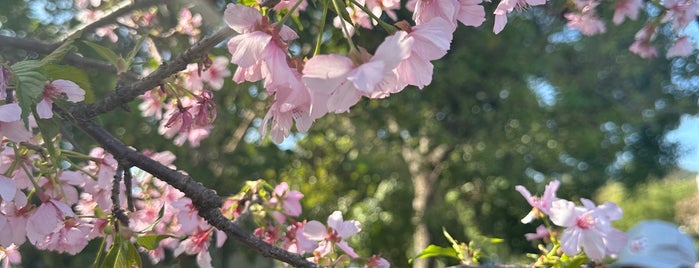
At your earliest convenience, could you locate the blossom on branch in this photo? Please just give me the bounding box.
[37,80,85,119]
[303,31,412,114]
[515,179,559,223]
[549,198,626,260]
[0,103,32,143]
[303,211,362,258]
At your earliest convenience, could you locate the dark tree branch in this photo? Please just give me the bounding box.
[68,27,236,120]
[74,119,317,268]
[0,35,138,80]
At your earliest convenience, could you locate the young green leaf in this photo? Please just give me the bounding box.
[409,244,459,263]
[40,33,79,65]
[135,235,172,250]
[136,205,166,233]
[11,60,47,125]
[83,41,121,66]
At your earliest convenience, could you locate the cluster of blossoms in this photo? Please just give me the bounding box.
[563,0,699,59]
[231,181,389,267]
[223,1,489,143]
[517,180,627,266]
[1,60,383,267]
[139,56,231,147]
[118,0,697,147]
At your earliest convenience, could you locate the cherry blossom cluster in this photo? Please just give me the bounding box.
[564,0,698,58]
[516,180,627,266]
[224,1,488,143]
[226,180,390,267]
[138,56,231,147]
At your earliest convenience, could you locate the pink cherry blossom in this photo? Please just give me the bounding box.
[549,198,627,260]
[303,211,361,258]
[176,8,202,40]
[367,0,401,20]
[666,36,694,58]
[26,199,91,254]
[75,0,101,8]
[629,25,658,58]
[37,79,85,119]
[565,12,606,36]
[0,244,21,268]
[303,31,412,113]
[524,224,550,241]
[200,57,231,90]
[95,25,119,43]
[225,4,298,68]
[493,0,547,34]
[138,89,167,120]
[270,182,304,217]
[333,5,373,37]
[163,101,194,135]
[663,0,699,31]
[366,255,391,268]
[184,63,205,92]
[281,221,318,255]
[171,198,209,236]
[38,171,86,205]
[515,180,559,223]
[613,0,642,25]
[173,228,214,268]
[457,0,486,27]
[272,0,308,14]
[0,103,32,142]
[0,201,29,247]
[395,18,453,89]
[261,77,316,143]
[412,0,459,27]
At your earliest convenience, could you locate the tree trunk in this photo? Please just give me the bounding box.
[402,138,450,268]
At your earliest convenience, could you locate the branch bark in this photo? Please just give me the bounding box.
[0,35,138,80]
[74,119,317,268]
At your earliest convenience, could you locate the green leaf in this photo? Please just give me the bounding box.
[34,116,61,167]
[135,234,171,250]
[124,35,146,71]
[83,40,120,66]
[136,205,165,233]
[11,60,47,125]
[330,0,352,25]
[125,243,143,268]
[488,237,504,243]
[101,237,142,268]
[40,33,79,65]
[409,245,458,263]
[43,64,93,102]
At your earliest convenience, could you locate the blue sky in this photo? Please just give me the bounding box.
[666,114,699,172]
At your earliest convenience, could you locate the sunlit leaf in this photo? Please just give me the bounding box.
[83,41,120,66]
[135,234,171,250]
[409,244,458,263]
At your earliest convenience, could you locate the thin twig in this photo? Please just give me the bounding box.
[68,27,236,120]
